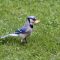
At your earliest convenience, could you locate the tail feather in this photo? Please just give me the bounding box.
[0,35,9,39]
[0,33,18,39]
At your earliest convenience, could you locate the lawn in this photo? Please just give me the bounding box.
[0,0,60,60]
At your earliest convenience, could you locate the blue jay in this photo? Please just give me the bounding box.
[0,16,40,44]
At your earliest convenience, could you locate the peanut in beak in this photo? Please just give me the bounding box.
[34,20,40,24]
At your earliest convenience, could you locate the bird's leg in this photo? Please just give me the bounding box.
[21,37,27,44]
[24,37,27,43]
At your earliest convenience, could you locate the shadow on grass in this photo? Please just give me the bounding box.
[0,37,22,46]
[0,36,29,46]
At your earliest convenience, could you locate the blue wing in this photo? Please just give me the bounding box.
[15,26,27,34]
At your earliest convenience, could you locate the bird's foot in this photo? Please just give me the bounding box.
[20,39,27,45]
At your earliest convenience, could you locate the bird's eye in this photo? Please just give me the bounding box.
[32,19,36,21]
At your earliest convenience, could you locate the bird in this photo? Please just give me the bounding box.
[0,16,40,44]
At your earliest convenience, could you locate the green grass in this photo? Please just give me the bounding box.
[0,0,60,60]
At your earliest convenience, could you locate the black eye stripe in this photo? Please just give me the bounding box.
[32,19,36,21]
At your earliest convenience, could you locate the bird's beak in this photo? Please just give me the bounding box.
[34,20,40,24]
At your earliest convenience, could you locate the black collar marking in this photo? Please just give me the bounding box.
[30,24,33,28]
